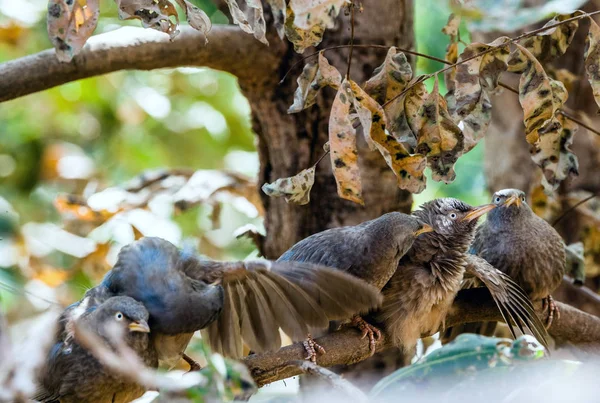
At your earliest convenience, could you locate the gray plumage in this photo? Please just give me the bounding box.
[35,296,156,403]
[375,198,550,352]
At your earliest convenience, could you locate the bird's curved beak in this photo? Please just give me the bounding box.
[503,194,522,208]
[461,203,496,222]
[129,320,151,333]
[414,223,434,236]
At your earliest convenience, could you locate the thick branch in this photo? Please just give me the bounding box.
[0,25,282,103]
[243,288,600,387]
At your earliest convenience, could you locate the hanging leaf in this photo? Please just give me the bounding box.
[47,0,100,62]
[516,43,578,191]
[267,0,286,39]
[175,0,212,39]
[442,13,461,97]
[364,48,413,104]
[222,0,268,44]
[414,77,464,183]
[289,52,342,113]
[285,0,349,53]
[508,12,583,73]
[261,166,315,205]
[452,37,510,118]
[329,80,363,204]
[391,77,429,150]
[460,91,492,152]
[115,0,180,39]
[349,81,427,193]
[585,18,600,113]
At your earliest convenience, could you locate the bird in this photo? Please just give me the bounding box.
[62,237,383,369]
[468,188,565,328]
[35,296,156,403]
[374,198,550,354]
[278,212,433,357]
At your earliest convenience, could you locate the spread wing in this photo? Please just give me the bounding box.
[199,260,382,358]
[464,255,551,350]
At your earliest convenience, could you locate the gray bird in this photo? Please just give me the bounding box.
[375,198,550,353]
[35,296,156,403]
[278,212,433,357]
[65,237,382,369]
[469,188,565,327]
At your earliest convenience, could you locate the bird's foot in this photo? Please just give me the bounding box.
[542,295,560,329]
[302,333,326,363]
[350,315,381,356]
[183,353,202,372]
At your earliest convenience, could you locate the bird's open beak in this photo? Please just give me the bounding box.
[503,194,522,208]
[414,224,434,236]
[129,320,150,333]
[461,203,496,222]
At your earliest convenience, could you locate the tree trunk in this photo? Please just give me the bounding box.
[241,0,415,260]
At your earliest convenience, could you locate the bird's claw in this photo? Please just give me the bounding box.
[542,295,560,329]
[303,333,326,364]
[183,353,202,372]
[351,315,381,356]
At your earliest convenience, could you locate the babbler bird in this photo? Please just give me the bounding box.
[470,188,565,328]
[278,212,433,356]
[35,296,156,403]
[375,198,550,353]
[65,237,382,368]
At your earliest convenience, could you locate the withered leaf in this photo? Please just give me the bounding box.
[452,37,510,118]
[414,77,464,183]
[116,0,180,38]
[399,76,429,149]
[516,43,578,191]
[508,12,583,73]
[267,0,286,39]
[223,0,268,44]
[442,13,460,93]
[329,80,363,204]
[261,166,315,205]
[47,0,99,62]
[585,18,600,112]
[460,90,492,153]
[174,0,211,39]
[285,0,349,53]
[288,52,342,113]
[364,48,413,104]
[349,80,427,193]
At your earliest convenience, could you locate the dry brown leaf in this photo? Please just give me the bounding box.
[47,0,100,62]
[390,77,428,150]
[414,77,464,183]
[329,80,363,204]
[267,0,286,39]
[116,0,180,39]
[349,81,426,193]
[508,12,583,73]
[442,13,460,93]
[223,0,269,43]
[261,166,315,205]
[516,43,578,191]
[288,52,342,113]
[364,48,413,104]
[585,18,600,113]
[175,0,211,39]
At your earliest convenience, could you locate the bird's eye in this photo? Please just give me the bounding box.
[495,197,501,203]
[521,196,526,202]
[449,213,457,220]
[115,312,123,321]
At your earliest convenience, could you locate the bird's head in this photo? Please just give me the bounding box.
[413,198,496,238]
[94,296,151,335]
[488,188,532,222]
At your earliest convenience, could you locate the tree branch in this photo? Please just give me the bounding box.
[0,25,282,103]
[243,288,600,387]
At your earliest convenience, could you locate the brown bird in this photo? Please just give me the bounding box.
[277,212,433,358]
[375,198,550,353]
[468,188,565,328]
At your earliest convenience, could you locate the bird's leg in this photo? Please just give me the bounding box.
[183,353,202,372]
[350,315,381,356]
[541,295,560,329]
[302,333,326,363]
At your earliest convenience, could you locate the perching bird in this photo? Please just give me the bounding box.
[374,198,550,353]
[469,188,565,328]
[35,296,156,403]
[65,237,382,369]
[278,212,433,357]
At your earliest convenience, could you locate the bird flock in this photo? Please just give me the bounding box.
[34,188,565,402]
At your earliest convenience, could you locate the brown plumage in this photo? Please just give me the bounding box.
[375,198,550,353]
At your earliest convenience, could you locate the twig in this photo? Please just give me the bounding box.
[346,1,356,79]
[552,192,599,226]
[315,149,331,166]
[557,110,600,136]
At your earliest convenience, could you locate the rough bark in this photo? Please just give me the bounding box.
[243,288,600,387]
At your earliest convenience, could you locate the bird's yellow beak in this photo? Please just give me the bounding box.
[414,224,434,236]
[461,203,496,222]
[129,320,151,333]
[503,194,522,208]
